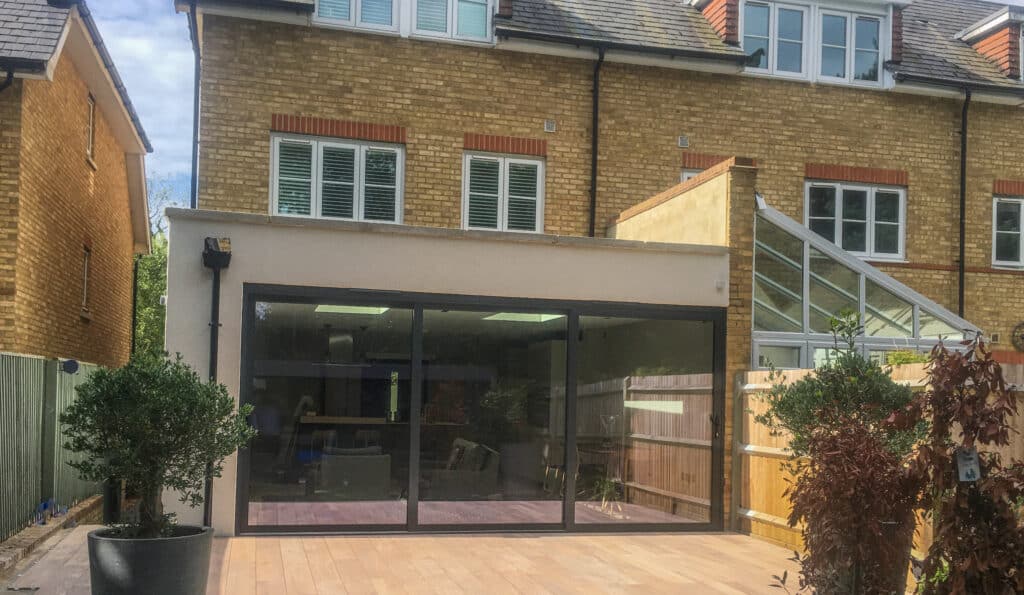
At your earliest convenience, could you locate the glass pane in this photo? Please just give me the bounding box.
[319,0,351,20]
[457,0,488,38]
[809,219,835,242]
[876,191,900,223]
[758,345,801,369]
[813,347,840,368]
[821,46,847,78]
[417,0,447,32]
[855,17,879,50]
[321,146,355,219]
[919,310,965,341]
[576,316,714,524]
[277,142,312,216]
[809,186,836,217]
[360,0,393,25]
[778,41,803,73]
[744,36,769,69]
[996,201,1021,232]
[363,149,398,221]
[854,50,880,81]
[245,301,412,527]
[821,14,847,46]
[754,216,804,332]
[778,8,803,41]
[842,189,868,220]
[875,223,899,255]
[467,158,500,228]
[744,2,770,37]
[865,280,914,338]
[418,309,566,525]
[808,246,860,334]
[996,233,1021,263]
[842,222,867,252]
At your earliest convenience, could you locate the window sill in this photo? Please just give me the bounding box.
[79,308,93,322]
[86,156,97,171]
[991,263,1024,272]
[864,257,908,265]
[312,18,400,37]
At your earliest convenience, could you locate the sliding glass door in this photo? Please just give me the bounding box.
[237,287,724,533]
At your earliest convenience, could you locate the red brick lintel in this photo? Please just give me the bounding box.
[617,156,757,224]
[994,179,1024,197]
[463,133,547,157]
[805,163,909,186]
[271,114,407,144]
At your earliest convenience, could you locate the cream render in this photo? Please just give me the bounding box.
[163,208,730,534]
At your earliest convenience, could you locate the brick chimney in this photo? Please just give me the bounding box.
[959,8,1024,79]
[891,6,904,63]
[692,0,739,45]
[498,0,513,18]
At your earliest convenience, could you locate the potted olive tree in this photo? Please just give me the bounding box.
[61,352,255,595]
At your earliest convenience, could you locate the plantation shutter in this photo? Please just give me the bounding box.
[276,140,313,216]
[362,148,398,221]
[457,0,488,38]
[319,0,351,20]
[320,145,356,219]
[506,161,539,231]
[417,0,448,32]
[360,0,393,25]
[467,157,500,229]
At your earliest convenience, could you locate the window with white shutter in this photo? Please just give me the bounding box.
[463,153,544,233]
[272,135,403,223]
[315,0,397,30]
[414,0,492,40]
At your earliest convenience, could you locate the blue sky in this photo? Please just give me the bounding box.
[90,0,194,200]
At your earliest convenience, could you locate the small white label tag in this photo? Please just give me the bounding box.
[957,447,981,482]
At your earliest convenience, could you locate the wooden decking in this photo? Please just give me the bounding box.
[8,525,800,594]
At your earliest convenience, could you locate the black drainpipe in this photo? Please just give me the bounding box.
[587,47,606,238]
[0,70,14,94]
[958,88,971,318]
[189,0,201,209]
[202,238,231,527]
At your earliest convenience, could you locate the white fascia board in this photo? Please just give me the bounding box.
[756,203,981,335]
[496,38,742,74]
[126,153,151,254]
[190,1,312,26]
[957,7,1024,43]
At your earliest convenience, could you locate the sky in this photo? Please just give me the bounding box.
[89,0,194,201]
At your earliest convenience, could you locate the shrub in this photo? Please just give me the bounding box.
[890,338,1024,594]
[61,353,256,538]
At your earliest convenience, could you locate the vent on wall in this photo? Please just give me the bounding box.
[678,136,690,148]
[992,333,1001,344]
[544,119,557,133]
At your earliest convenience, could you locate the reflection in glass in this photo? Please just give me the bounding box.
[842,189,868,253]
[919,311,965,341]
[744,2,770,69]
[755,216,804,332]
[854,17,880,81]
[758,345,801,369]
[865,280,914,338]
[418,309,566,525]
[246,301,412,526]
[874,191,901,255]
[809,247,860,334]
[995,201,1022,263]
[820,14,847,78]
[777,8,804,73]
[575,317,714,524]
[808,186,837,242]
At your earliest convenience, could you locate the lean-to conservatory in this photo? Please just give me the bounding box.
[753,199,979,369]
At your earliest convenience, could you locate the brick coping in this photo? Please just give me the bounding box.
[616,156,756,224]
[0,495,102,577]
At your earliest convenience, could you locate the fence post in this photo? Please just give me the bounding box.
[729,371,745,532]
[38,359,58,503]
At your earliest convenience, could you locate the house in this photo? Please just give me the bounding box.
[0,0,151,369]
[163,0,1019,537]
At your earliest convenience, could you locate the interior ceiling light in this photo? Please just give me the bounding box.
[482,313,565,323]
[315,305,390,315]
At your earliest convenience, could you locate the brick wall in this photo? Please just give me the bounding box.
[14,52,135,367]
[196,16,1024,345]
[0,80,22,354]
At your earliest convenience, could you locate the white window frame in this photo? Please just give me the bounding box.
[803,181,906,260]
[741,1,810,79]
[270,134,405,223]
[753,341,805,369]
[314,0,400,32]
[738,0,888,88]
[681,168,703,182]
[462,152,545,234]
[992,196,1024,267]
[413,0,493,41]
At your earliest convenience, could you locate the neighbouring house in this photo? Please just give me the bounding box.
[0,0,151,369]
[164,0,1019,537]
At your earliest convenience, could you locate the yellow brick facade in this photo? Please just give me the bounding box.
[0,51,136,368]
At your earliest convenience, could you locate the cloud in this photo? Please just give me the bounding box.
[88,0,194,178]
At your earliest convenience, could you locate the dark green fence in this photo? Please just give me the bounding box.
[0,354,99,541]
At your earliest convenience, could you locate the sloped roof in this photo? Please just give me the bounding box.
[496,0,1024,94]
[0,0,68,66]
[0,0,151,152]
[495,0,743,58]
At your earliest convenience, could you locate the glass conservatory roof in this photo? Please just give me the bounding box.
[753,199,979,369]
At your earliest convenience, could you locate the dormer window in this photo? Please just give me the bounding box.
[740,1,886,87]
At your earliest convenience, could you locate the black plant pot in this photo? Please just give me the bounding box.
[88,526,213,595]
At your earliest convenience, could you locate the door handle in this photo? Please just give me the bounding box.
[709,414,722,440]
